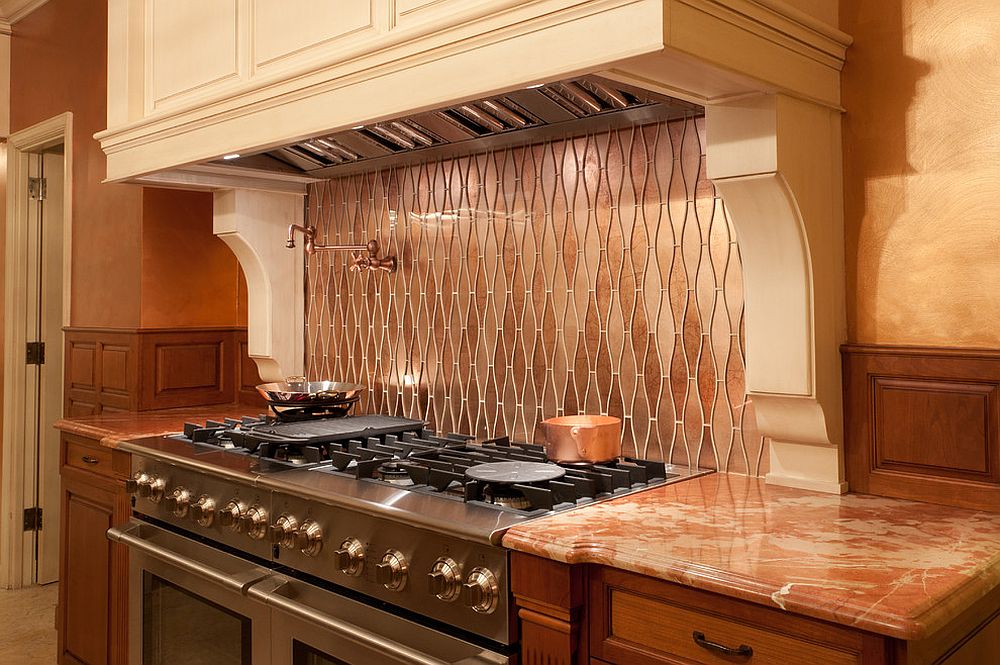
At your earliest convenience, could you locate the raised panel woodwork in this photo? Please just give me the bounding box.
[65,327,254,414]
[155,343,221,391]
[138,330,233,409]
[873,378,996,481]
[101,346,130,394]
[252,0,375,68]
[65,330,139,414]
[69,343,96,390]
[843,345,1000,511]
[146,0,242,110]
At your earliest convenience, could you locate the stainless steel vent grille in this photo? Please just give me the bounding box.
[221,76,702,178]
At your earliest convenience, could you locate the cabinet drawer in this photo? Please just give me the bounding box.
[590,567,880,665]
[609,588,856,664]
[63,436,114,478]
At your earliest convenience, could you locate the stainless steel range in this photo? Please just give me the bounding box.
[109,413,708,664]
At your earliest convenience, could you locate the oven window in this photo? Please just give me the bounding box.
[293,640,349,665]
[142,572,252,665]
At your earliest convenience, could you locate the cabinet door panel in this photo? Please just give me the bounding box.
[146,0,241,109]
[61,478,114,665]
[253,0,375,68]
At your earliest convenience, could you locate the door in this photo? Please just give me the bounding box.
[22,147,66,585]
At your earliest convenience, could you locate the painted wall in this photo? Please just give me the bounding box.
[842,0,1000,347]
[10,0,245,330]
[10,0,142,329]
[140,187,245,329]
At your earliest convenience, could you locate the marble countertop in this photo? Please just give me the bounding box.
[54,403,267,448]
[502,472,1000,640]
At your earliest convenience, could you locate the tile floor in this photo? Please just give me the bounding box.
[0,583,58,664]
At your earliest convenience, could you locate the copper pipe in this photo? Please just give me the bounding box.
[286,225,397,273]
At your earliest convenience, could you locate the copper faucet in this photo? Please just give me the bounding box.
[286,224,397,274]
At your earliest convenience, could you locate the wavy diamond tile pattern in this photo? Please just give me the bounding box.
[306,116,766,475]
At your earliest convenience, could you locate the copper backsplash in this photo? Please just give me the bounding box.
[306,116,765,475]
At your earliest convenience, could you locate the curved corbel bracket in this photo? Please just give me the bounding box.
[707,94,847,493]
[213,189,305,382]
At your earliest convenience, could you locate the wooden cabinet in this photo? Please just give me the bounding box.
[58,434,131,665]
[588,567,884,665]
[512,553,1000,665]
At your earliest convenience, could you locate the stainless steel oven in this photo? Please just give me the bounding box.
[110,519,511,665]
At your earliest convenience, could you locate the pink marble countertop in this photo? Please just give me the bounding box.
[54,403,267,448]
[502,472,1000,640]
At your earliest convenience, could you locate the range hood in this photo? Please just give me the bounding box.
[111,0,852,495]
[218,76,702,178]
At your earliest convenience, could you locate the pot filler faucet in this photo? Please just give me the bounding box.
[286,224,397,273]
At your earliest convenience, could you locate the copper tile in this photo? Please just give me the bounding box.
[305,116,763,472]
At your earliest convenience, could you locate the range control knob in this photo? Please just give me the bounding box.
[376,550,408,591]
[139,476,166,503]
[124,471,148,494]
[294,520,323,557]
[241,505,268,540]
[461,568,500,614]
[268,515,299,549]
[164,488,192,517]
[333,538,365,576]
[427,558,462,602]
[218,500,244,531]
[190,496,216,527]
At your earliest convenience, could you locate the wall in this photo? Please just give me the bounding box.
[306,116,765,474]
[842,0,1000,347]
[10,0,142,329]
[140,187,245,328]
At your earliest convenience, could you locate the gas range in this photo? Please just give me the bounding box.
[117,413,710,650]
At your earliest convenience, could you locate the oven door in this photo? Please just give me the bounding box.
[109,519,273,665]
[248,576,512,665]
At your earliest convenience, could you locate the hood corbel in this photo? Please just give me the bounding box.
[213,188,305,382]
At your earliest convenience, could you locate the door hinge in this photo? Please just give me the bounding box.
[23,507,42,531]
[26,341,45,366]
[28,176,46,201]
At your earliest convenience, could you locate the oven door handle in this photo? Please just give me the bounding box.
[108,521,271,593]
[252,579,456,665]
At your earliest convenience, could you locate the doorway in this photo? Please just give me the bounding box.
[1,113,73,588]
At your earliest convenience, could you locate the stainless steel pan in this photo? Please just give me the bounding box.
[256,378,366,406]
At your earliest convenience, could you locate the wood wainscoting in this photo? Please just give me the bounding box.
[843,344,1000,511]
[65,327,263,415]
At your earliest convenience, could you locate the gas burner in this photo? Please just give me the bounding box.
[376,461,413,486]
[482,484,533,510]
[465,461,565,485]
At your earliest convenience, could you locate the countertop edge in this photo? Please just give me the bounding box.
[501,527,1000,642]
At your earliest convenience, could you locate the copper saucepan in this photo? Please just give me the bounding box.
[540,415,622,464]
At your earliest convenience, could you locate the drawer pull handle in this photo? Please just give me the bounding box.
[81,456,99,465]
[692,631,753,659]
